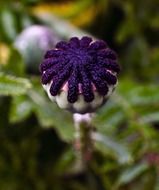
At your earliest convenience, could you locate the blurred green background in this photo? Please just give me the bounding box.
[0,0,159,189]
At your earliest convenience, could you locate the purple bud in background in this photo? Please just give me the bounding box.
[40,36,120,114]
[14,25,60,73]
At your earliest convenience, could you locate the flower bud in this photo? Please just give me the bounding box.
[14,25,60,73]
[40,36,120,114]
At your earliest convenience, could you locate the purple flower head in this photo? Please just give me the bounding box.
[40,36,120,113]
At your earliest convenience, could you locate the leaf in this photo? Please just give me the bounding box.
[0,73,31,96]
[127,85,159,106]
[33,94,74,142]
[115,162,149,187]
[94,100,126,133]
[141,112,159,123]
[93,132,132,164]
[115,79,159,115]
[0,8,17,41]
[53,147,76,174]
[27,78,74,142]
[9,95,33,123]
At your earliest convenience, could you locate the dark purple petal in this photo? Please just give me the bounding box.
[67,65,79,103]
[97,49,117,60]
[106,49,117,60]
[50,64,72,96]
[89,40,107,50]
[41,68,55,84]
[41,61,67,84]
[80,65,94,102]
[90,70,108,95]
[105,71,117,85]
[41,69,56,84]
[92,67,117,85]
[106,61,120,73]
[99,59,120,73]
[69,37,80,48]
[44,49,65,58]
[80,36,92,48]
[56,41,69,50]
[40,58,58,72]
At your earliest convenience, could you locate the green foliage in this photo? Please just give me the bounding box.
[0,72,31,96]
[0,0,159,189]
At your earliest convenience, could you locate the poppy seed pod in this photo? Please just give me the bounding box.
[40,36,120,114]
[14,25,60,73]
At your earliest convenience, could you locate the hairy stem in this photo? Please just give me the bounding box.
[73,113,95,167]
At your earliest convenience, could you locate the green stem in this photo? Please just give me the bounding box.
[73,113,95,167]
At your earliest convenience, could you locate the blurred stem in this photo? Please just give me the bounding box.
[73,113,95,168]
